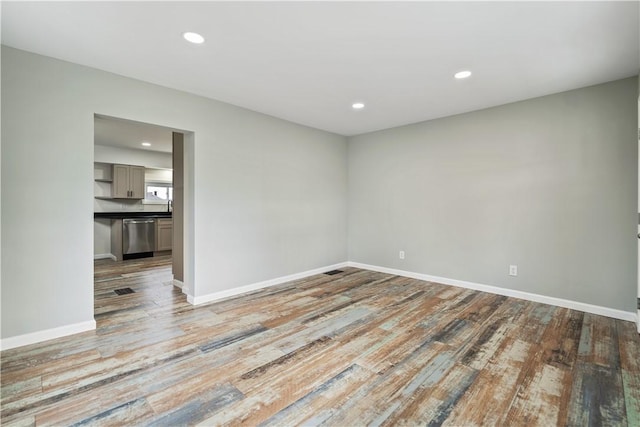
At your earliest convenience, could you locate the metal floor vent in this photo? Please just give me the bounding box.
[114,288,135,295]
[324,270,344,276]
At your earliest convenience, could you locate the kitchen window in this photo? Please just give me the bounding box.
[145,183,173,204]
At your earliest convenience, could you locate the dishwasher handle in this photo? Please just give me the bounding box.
[123,219,156,224]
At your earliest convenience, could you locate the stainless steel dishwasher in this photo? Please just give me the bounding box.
[123,218,155,259]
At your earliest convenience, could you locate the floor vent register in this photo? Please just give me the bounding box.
[324,270,344,276]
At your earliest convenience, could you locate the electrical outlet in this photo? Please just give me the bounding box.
[509,265,518,276]
[399,251,405,260]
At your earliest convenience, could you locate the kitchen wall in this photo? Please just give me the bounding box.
[95,144,172,169]
[1,46,348,344]
[94,144,173,213]
[93,144,173,258]
[348,77,638,313]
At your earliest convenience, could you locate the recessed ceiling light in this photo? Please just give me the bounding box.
[454,70,472,79]
[141,142,151,147]
[183,32,205,44]
[352,102,365,110]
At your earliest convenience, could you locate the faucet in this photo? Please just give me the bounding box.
[168,199,173,213]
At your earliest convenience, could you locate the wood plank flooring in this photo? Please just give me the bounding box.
[1,256,639,426]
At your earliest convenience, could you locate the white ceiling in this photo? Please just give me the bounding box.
[2,1,638,136]
[94,115,173,153]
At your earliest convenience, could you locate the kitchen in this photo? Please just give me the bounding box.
[93,115,180,270]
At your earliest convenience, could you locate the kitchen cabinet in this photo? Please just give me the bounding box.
[156,218,173,251]
[112,164,145,199]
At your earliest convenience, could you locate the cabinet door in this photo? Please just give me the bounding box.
[112,164,130,198]
[129,166,146,199]
[156,219,173,251]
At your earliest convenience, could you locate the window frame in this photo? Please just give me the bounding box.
[143,181,173,205]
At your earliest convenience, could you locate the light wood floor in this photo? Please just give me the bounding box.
[1,256,639,426]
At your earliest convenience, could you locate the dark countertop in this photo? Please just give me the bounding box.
[94,212,172,219]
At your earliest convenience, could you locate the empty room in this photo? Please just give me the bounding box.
[1,1,639,426]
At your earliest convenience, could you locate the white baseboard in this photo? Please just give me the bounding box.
[189,262,349,306]
[3,262,633,350]
[0,320,97,351]
[348,262,638,323]
[172,279,184,289]
[94,253,116,261]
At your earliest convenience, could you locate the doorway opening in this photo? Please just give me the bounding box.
[92,114,192,314]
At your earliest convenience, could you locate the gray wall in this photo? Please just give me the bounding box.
[1,44,636,342]
[1,46,347,340]
[348,77,638,312]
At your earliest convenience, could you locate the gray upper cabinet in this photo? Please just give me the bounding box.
[113,164,145,199]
